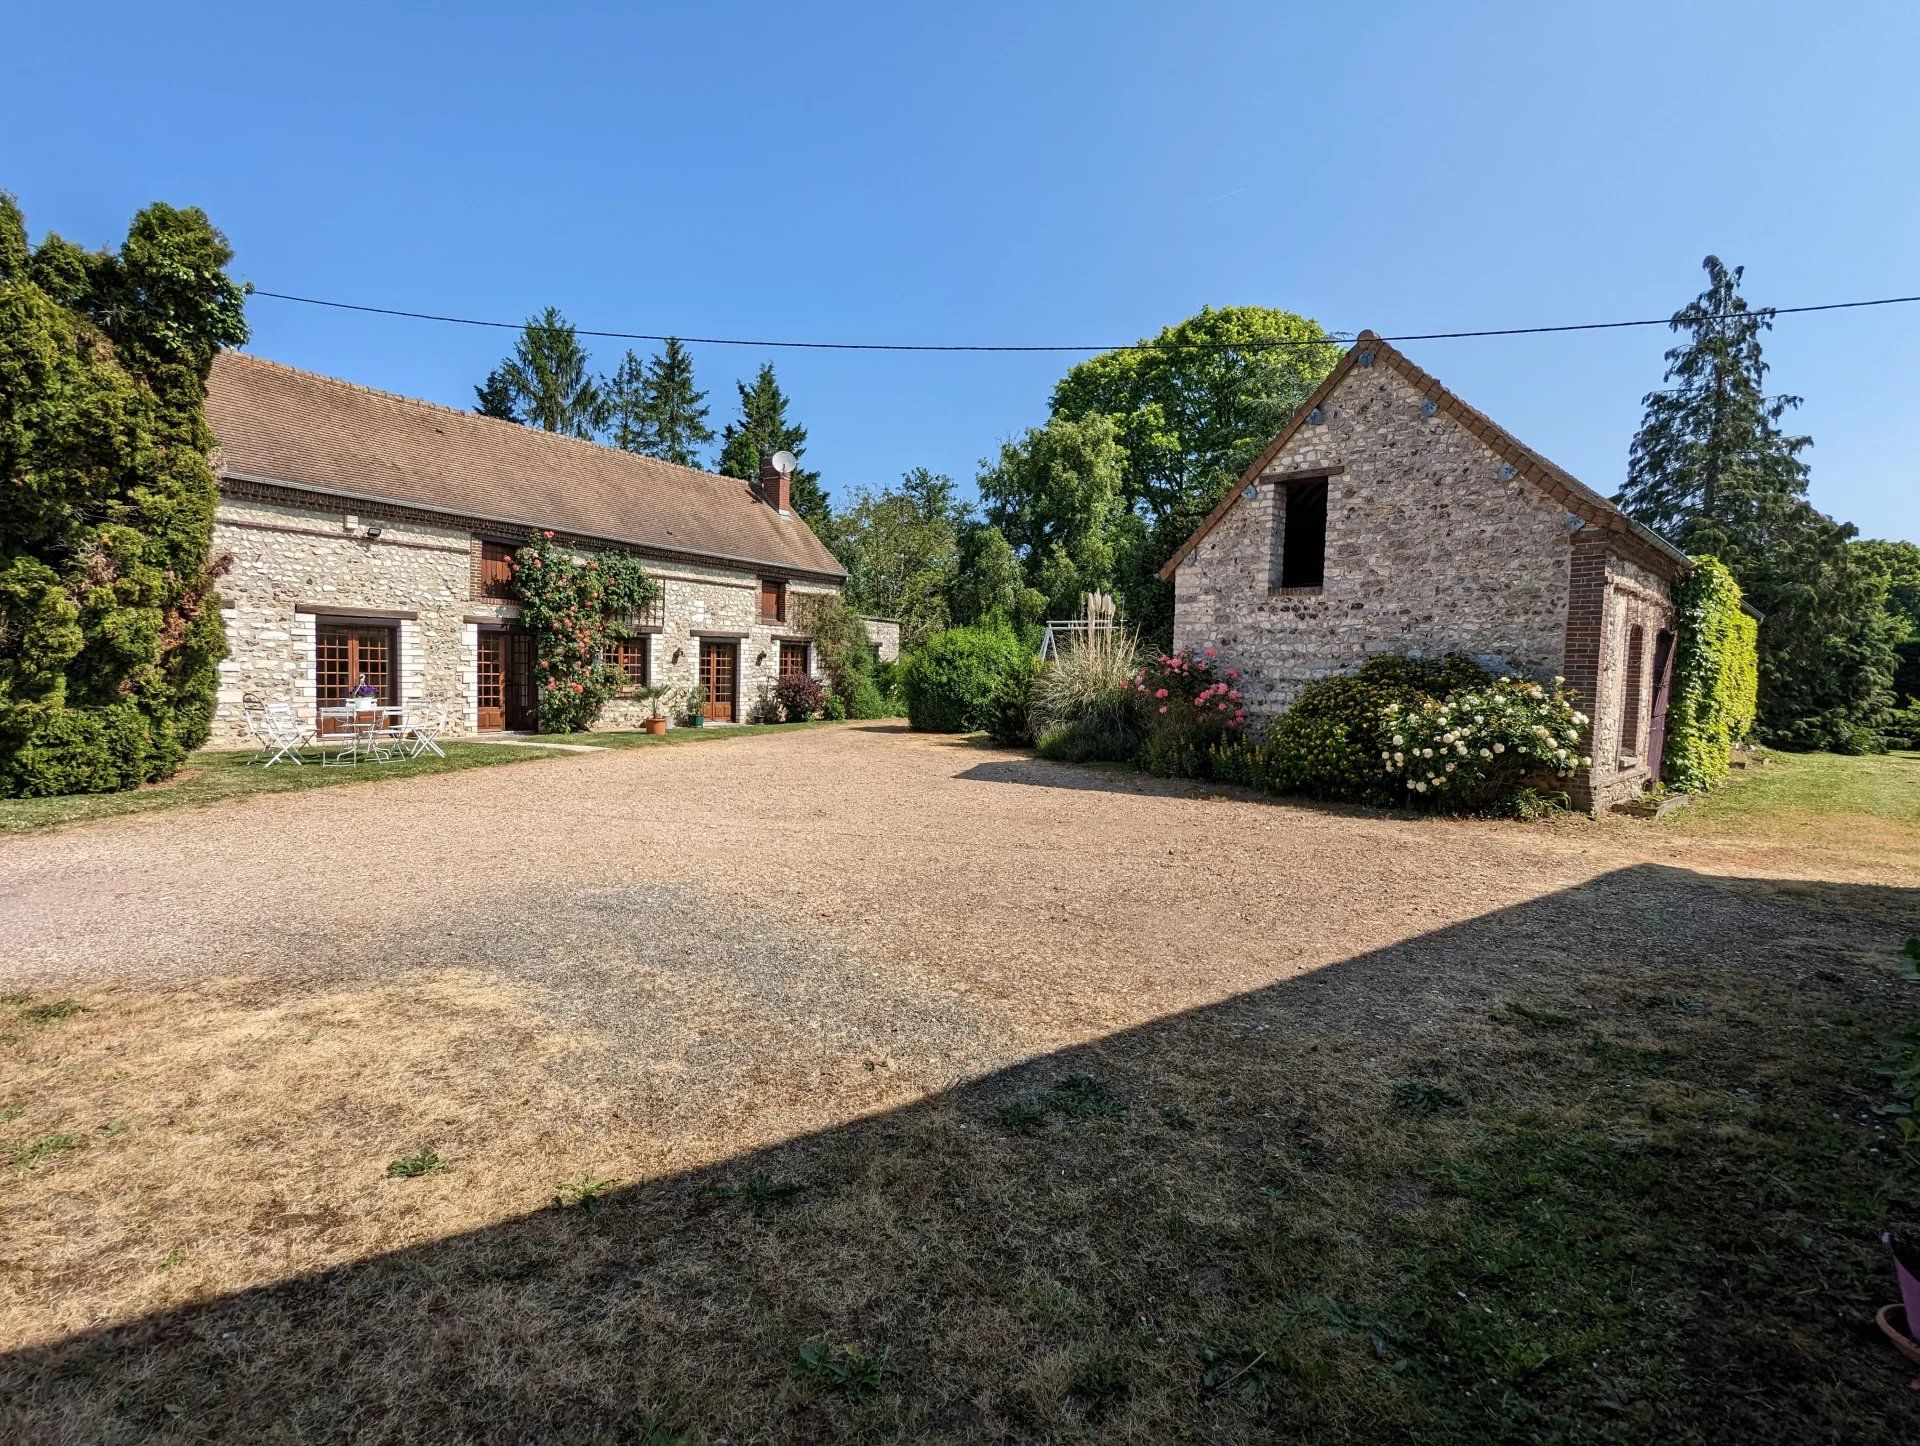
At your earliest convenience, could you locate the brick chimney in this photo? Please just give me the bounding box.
[759,453,791,516]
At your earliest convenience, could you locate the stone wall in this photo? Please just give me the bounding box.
[211,494,471,745]
[210,490,840,745]
[1171,361,1575,716]
[862,617,902,663]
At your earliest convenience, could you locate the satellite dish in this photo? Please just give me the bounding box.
[769,449,797,475]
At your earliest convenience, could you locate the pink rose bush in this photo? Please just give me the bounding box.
[1131,648,1246,777]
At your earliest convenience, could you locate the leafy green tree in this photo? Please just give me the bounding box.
[606,337,714,466]
[717,363,829,528]
[977,412,1131,619]
[1858,538,1920,706]
[0,194,249,796]
[947,523,1046,641]
[473,367,518,421]
[1619,257,1895,750]
[834,468,964,649]
[488,307,606,437]
[1047,305,1339,641]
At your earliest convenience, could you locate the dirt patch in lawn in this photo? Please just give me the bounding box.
[1,727,1917,1441]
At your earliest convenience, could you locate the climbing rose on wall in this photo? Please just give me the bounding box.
[510,532,662,732]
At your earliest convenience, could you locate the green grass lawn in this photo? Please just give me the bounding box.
[0,721,840,838]
[1674,749,1920,830]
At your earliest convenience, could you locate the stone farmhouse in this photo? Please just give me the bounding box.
[203,353,894,743]
[1160,331,1689,812]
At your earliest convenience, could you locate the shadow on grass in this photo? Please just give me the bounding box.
[4,866,1917,1443]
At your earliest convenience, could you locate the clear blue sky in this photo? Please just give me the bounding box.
[6,2,1916,542]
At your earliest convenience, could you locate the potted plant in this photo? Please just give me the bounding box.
[1882,1226,1920,1357]
[682,689,707,728]
[347,676,380,714]
[635,684,671,736]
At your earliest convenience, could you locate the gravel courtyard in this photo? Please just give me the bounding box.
[2,725,1915,1442]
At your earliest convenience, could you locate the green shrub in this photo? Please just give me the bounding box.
[1036,720,1141,764]
[1253,654,1492,804]
[898,625,1033,733]
[843,676,890,720]
[1383,675,1587,811]
[1665,556,1759,791]
[0,703,153,798]
[983,654,1042,745]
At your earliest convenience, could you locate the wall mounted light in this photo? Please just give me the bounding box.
[671,647,685,663]
[1356,349,1374,367]
[365,524,383,539]
[756,650,768,665]
[1306,406,1325,425]
[1420,398,1438,418]
[1242,483,1258,501]
[1497,462,1517,481]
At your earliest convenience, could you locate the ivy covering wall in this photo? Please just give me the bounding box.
[1663,555,1759,792]
[0,195,249,797]
[509,533,662,732]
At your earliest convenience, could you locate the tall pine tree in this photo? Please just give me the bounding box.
[1618,257,1895,750]
[718,363,829,527]
[606,338,714,466]
[473,367,518,421]
[487,307,605,437]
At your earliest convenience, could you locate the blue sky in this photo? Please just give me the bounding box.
[6,3,1916,542]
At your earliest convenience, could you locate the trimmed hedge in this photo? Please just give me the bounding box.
[899,625,1034,734]
[1244,653,1491,804]
[1664,556,1759,792]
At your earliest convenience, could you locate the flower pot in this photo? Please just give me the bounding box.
[642,717,667,736]
[1889,1233,1920,1331]
[1877,1304,1920,1369]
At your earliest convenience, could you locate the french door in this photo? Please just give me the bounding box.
[315,623,396,732]
[699,639,738,722]
[477,629,537,731]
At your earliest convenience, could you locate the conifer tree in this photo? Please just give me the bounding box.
[606,338,714,466]
[1619,257,1895,749]
[717,363,829,527]
[489,307,605,437]
[0,194,249,796]
[473,367,518,421]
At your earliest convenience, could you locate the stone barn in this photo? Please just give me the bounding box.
[1159,331,1688,812]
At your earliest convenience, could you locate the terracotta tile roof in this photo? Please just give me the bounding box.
[1158,331,1688,581]
[206,352,846,580]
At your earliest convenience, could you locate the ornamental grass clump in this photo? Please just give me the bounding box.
[1382,675,1589,812]
[1133,648,1246,778]
[1030,626,1141,743]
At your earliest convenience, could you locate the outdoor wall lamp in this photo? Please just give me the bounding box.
[365,524,383,539]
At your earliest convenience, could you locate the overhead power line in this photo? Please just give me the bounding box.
[248,288,1920,355]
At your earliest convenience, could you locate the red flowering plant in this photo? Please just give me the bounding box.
[1131,646,1247,777]
[510,532,662,732]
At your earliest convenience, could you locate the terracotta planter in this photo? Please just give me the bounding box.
[642,717,667,736]
[1877,1304,1920,1369]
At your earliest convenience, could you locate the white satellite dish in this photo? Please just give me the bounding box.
[768,449,797,475]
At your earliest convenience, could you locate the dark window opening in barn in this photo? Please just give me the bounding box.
[1279,478,1327,589]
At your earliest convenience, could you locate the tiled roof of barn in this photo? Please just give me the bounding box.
[205,351,846,579]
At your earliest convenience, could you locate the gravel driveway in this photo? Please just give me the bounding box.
[1,722,1875,1122]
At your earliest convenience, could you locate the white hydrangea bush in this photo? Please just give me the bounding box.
[1380,675,1590,808]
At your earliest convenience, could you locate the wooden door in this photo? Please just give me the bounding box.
[699,640,738,721]
[1646,628,1676,781]
[477,632,506,730]
[315,622,396,732]
[779,640,809,678]
[505,631,537,730]
[478,630,537,731]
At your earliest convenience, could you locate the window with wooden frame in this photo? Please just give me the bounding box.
[479,540,517,600]
[610,635,651,692]
[1620,624,1647,758]
[778,640,810,678]
[759,577,788,624]
[1274,478,1328,590]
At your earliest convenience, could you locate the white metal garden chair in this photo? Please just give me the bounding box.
[402,704,447,759]
[259,707,314,768]
[240,694,276,765]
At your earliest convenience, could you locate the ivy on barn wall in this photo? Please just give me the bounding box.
[1663,555,1759,793]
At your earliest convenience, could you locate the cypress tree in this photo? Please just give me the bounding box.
[717,363,829,528]
[0,194,249,796]
[606,338,715,467]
